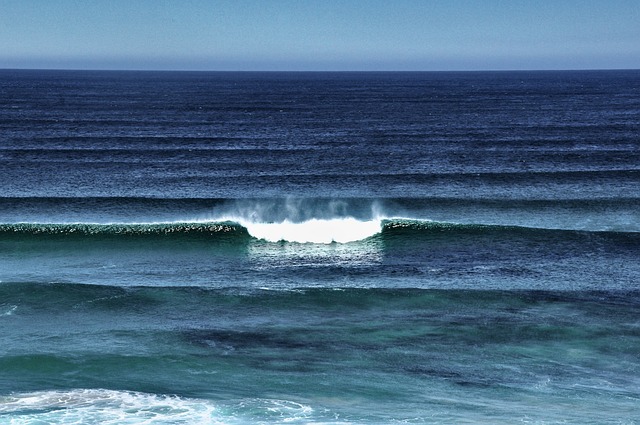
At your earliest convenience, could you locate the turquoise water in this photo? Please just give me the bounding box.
[2,286,639,423]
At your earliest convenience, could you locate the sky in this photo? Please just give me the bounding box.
[1,0,639,71]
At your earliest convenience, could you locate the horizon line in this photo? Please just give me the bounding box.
[2,67,639,73]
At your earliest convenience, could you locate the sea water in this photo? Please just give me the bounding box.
[1,70,639,423]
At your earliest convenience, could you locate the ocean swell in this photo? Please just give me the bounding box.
[1,219,637,247]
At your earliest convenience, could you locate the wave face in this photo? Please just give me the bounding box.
[0,221,248,239]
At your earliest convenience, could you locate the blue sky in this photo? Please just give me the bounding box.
[1,0,639,71]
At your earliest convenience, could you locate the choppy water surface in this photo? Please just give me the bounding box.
[1,70,639,423]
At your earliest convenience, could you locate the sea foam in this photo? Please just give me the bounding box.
[240,217,382,243]
[0,389,220,424]
[0,389,318,425]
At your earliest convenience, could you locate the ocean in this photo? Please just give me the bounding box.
[0,69,639,424]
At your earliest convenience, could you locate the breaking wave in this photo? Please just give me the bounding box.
[0,218,637,246]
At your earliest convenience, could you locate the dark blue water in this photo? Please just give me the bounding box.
[1,70,639,424]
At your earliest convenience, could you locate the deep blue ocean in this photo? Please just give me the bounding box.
[1,69,639,424]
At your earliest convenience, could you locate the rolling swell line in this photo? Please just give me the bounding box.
[0,222,247,239]
[0,219,637,243]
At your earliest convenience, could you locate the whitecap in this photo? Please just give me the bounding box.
[0,389,220,425]
[241,218,382,243]
[0,305,17,317]
[0,389,322,424]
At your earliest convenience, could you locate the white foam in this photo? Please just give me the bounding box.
[0,389,221,424]
[0,305,17,317]
[0,389,321,424]
[241,218,382,243]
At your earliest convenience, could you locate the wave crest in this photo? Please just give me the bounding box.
[1,219,635,247]
[0,218,386,244]
[241,217,382,243]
